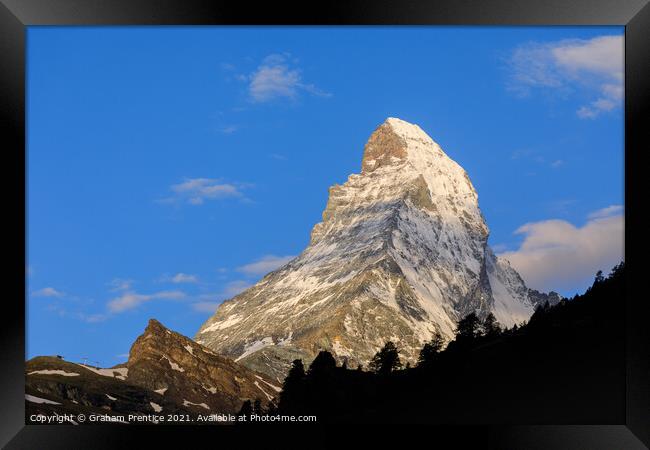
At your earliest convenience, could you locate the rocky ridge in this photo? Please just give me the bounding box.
[25,319,280,423]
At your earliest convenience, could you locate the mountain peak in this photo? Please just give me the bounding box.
[145,318,168,335]
[362,117,441,173]
[361,118,457,183]
[384,117,434,143]
[196,120,559,379]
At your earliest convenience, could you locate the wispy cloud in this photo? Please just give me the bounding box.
[191,280,252,314]
[161,273,199,284]
[508,35,623,119]
[33,287,65,298]
[237,254,295,276]
[108,278,134,292]
[77,312,109,323]
[244,53,331,103]
[498,205,624,293]
[43,302,108,323]
[510,149,566,169]
[218,125,239,135]
[587,204,623,220]
[107,290,186,313]
[157,178,250,206]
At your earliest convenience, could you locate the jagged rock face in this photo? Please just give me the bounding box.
[196,117,560,378]
[25,320,281,421]
[127,319,281,411]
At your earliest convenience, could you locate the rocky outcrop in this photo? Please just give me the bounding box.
[25,319,281,423]
[127,319,280,412]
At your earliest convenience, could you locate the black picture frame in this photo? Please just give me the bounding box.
[2,0,647,448]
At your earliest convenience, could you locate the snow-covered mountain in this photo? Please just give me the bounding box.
[196,118,559,379]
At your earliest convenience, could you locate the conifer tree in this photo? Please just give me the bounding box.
[482,312,501,337]
[368,341,402,375]
[308,351,337,376]
[456,312,482,340]
[418,331,445,366]
[278,359,305,413]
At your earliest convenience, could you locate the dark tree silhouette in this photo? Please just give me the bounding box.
[482,312,501,337]
[271,262,625,424]
[368,341,402,375]
[609,262,624,279]
[278,359,306,413]
[456,312,483,340]
[418,331,445,366]
[285,359,306,384]
[594,270,605,284]
[529,301,551,325]
[308,351,337,376]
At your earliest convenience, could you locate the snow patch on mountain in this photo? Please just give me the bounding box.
[28,369,80,377]
[150,401,163,412]
[25,394,61,405]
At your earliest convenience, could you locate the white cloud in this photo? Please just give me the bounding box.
[247,53,330,103]
[108,290,186,313]
[33,287,64,298]
[508,35,623,119]
[108,278,134,292]
[587,204,624,220]
[158,178,248,205]
[169,273,199,284]
[498,205,624,294]
[551,36,623,80]
[237,254,295,276]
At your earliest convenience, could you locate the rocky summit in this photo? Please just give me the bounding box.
[25,319,280,422]
[196,118,560,379]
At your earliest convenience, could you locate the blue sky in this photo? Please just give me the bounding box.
[27,26,624,365]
